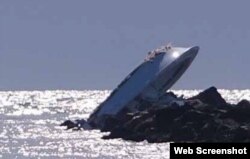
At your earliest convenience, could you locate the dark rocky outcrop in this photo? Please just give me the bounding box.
[61,87,250,143]
[189,86,227,106]
[102,87,250,142]
[60,119,91,130]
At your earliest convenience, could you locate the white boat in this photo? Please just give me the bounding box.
[88,44,199,128]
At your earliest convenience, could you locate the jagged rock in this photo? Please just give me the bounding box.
[100,116,123,132]
[221,108,250,123]
[102,87,250,142]
[189,86,227,106]
[155,106,188,132]
[237,99,250,108]
[60,120,77,130]
[60,119,90,130]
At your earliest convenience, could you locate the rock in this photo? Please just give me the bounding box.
[220,100,250,123]
[237,99,250,108]
[221,108,250,123]
[60,119,90,130]
[189,86,227,106]
[60,120,77,130]
[155,106,188,132]
[103,86,250,142]
[100,116,123,132]
[232,127,250,142]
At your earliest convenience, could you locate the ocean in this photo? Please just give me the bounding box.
[1,90,250,159]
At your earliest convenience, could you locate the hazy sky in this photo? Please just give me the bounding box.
[0,0,250,90]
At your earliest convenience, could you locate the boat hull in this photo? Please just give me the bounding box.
[88,46,199,128]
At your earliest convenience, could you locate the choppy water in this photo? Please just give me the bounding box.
[1,89,250,159]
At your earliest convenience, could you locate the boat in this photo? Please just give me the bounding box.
[88,44,199,128]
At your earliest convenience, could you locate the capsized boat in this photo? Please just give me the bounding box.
[88,44,199,128]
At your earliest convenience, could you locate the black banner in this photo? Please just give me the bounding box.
[170,143,250,159]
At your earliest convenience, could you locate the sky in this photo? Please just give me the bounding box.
[0,0,250,90]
